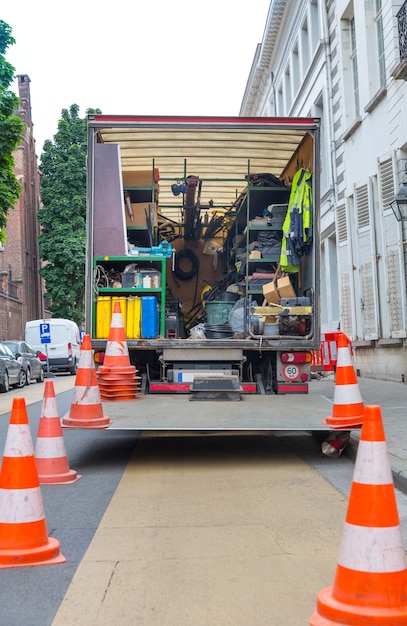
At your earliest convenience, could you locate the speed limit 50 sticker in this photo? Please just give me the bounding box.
[282,364,301,381]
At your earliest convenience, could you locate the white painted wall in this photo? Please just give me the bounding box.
[241,0,407,381]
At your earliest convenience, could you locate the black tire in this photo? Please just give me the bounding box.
[25,368,31,386]
[0,372,9,393]
[37,368,45,383]
[69,360,77,376]
[16,370,27,388]
[173,248,199,281]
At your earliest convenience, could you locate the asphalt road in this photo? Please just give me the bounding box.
[0,378,139,626]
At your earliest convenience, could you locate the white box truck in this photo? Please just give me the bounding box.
[85,115,331,430]
[25,319,81,375]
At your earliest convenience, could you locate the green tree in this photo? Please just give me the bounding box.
[0,21,25,244]
[38,104,100,326]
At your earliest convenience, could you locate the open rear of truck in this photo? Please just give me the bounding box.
[85,115,330,430]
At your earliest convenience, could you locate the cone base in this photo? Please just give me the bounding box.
[322,414,364,429]
[100,395,138,402]
[310,586,407,625]
[98,366,136,375]
[62,414,112,429]
[98,379,139,386]
[0,537,66,569]
[38,469,82,485]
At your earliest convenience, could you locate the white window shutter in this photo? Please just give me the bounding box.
[337,204,354,337]
[379,160,406,338]
[355,184,378,340]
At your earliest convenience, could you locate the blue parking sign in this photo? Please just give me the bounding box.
[40,322,51,344]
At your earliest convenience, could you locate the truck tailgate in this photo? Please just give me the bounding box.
[101,392,333,431]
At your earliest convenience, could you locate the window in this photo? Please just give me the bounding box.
[284,66,292,111]
[350,17,360,117]
[277,85,284,116]
[292,42,300,98]
[310,0,320,54]
[374,0,385,87]
[365,0,386,103]
[314,95,328,194]
[341,5,360,128]
[301,17,310,76]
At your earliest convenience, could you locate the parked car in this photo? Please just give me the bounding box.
[25,319,81,375]
[3,340,45,385]
[0,342,26,392]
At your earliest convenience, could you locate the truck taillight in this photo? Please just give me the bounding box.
[280,352,312,364]
[68,342,72,358]
[94,352,105,364]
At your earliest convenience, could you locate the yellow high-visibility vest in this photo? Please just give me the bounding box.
[280,168,312,273]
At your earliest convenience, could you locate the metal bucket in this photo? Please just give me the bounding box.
[205,301,235,325]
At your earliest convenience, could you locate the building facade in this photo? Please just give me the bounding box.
[241,0,407,382]
[0,74,43,340]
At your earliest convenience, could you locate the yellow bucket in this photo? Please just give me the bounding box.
[96,296,112,339]
[127,297,141,339]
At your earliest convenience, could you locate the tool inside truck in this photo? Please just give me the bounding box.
[86,115,321,396]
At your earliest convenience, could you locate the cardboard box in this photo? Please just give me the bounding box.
[249,250,262,259]
[262,275,296,305]
[123,170,160,204]
[123,169,160,186]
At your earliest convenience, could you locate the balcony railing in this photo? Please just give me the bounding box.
[397,1,407,62]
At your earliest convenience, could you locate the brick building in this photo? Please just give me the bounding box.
[0,74,43,340]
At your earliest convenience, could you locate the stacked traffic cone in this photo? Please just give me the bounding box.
[62,334,111,428]
[97,301,142,401]
[323,332,364,429]
[0,397,65,568]
[310,404,407,625]
[35,380,81,484]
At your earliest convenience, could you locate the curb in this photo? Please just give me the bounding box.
[345,434,407,497]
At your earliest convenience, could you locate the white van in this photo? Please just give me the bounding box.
[25,319,81,375]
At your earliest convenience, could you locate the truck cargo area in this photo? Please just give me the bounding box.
[86,115,321,418]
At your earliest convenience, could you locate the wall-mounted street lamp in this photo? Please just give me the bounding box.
[390,163,407,221]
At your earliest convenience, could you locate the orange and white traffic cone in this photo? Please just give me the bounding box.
[310,404,407,625]
[35,380,81,484]
[0,397,65,568]
[62,334,111,428]
[323,332,364,429]
[97,301,140,401]
[101,301,133,370]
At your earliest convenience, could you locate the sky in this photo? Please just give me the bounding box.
[2,1,270,154]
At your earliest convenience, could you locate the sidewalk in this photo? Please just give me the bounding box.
[0,375,75,418]
[311,375,407,493]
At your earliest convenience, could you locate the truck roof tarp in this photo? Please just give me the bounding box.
[88,115,319,220]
